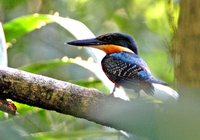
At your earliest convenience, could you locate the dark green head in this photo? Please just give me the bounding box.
[67,33,138,54]
[96,33,138,54]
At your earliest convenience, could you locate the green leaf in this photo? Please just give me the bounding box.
[0,110,123,140]
[31,130,122,140]
[19,59,67,74]
[3,14,53,42]
[19,57,98,74]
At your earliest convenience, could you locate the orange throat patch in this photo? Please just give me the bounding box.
[96,45,134,54]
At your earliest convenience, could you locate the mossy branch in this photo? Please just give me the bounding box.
[0,67,161,139]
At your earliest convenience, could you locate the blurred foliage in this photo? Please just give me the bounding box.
[0,0,181,140]
[19,57,109,93]
[0,110,124,140]
[3,14,53,42]
[0,0,180,83]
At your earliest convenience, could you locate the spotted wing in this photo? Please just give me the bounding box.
[101,52,151,90]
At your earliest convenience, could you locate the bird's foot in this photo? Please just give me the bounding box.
[108,92,115,98]
[107,85,117,98]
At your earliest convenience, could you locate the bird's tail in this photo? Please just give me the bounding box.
[141,82,155,95]
[146,76,179,101]
[152,83,179,101]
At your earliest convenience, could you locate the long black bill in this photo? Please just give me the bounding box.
[67,38,104,46]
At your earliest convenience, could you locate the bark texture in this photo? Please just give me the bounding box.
[0,67,160,139]
[0,66,102,117]
[173,0,200,90]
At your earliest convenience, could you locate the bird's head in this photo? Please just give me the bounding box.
[67,33,138,54]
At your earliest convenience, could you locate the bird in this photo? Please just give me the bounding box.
[67,33,170,96]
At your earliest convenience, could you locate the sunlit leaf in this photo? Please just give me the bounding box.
[14,102,36,115]
[145,1,169,34]
[3,14,53,42]
[31,130,122,140]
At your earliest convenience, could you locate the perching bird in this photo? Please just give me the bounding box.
[67,33,170,96]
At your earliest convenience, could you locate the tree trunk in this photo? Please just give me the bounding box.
[173,0,200,93]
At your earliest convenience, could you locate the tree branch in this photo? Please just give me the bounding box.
[0,67,159,139]
[0,66,103,116]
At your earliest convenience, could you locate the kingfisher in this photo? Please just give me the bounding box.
[67,33,168,95]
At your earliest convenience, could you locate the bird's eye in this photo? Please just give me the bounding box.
[97,34,112,42]
[106,36,112,40]
[101,35,112,41]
